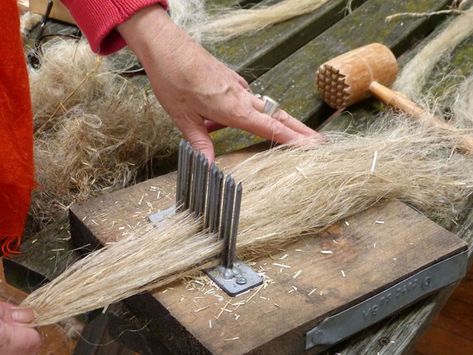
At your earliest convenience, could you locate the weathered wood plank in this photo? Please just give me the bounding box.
[251,0,451,120]
[210,0,367,81]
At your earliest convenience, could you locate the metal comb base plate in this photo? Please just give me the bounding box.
[206,259,263,297]
[148,205,176,225]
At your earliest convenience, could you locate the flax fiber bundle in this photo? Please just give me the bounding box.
[196,0,331,42]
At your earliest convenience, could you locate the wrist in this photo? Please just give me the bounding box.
[118,5,187,68]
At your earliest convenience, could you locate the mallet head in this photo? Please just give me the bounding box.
[316,43,398,109]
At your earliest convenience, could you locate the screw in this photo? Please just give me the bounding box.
[236,276,247,285]
[311,330,324,345]
[379,336,390,346]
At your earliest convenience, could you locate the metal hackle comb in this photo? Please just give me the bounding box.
[149,140,263,296]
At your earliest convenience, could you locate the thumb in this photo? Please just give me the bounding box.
[10,307,36,324]
[180,119,215,163]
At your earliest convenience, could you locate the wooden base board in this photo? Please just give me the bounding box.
[70,145,467,354]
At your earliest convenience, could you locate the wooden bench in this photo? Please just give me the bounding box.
[6,0,473,353]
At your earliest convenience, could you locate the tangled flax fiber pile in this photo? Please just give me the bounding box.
[24,2,473,326]
[31,40,179,226]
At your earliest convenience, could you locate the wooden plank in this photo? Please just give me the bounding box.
[250,0,452,121]
[210,0,368,81]
[140,203,466,355]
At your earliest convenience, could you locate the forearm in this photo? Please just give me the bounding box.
[61,0,168,54]
[117,6,185,74]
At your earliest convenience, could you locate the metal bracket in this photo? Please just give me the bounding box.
[206,259,263,296]
[149,140,262,296]
[305,249,469,350]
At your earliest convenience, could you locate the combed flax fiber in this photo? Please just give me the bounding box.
[31,40,179,225]
[166,0,333,42]
[23,88,473,325]
[197,0,330,42]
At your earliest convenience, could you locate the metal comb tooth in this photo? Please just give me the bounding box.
[195,153,208,217]
[189,151,199,213]
[205,163,218,229]
[176,140,185,208]
[219,176,235,241]
[182,143,193,210]
[222,182,242,269]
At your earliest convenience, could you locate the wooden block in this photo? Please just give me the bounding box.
[70,144,467,354]
[29,0,75,25]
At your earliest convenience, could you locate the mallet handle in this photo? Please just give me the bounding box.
[369,81,473,154]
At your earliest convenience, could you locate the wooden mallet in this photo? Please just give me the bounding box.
[315,43,473,153]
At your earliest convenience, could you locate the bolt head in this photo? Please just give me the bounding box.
[236,277,247,285]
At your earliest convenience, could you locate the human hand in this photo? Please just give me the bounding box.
[0,302,41,355]
[118,5,325,161]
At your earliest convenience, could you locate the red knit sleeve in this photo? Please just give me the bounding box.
[1,0,35,255]
[61,0,169,55]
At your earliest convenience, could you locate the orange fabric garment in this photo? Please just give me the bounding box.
[0,0,35,255]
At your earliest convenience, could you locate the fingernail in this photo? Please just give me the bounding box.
[11,309,35,323]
